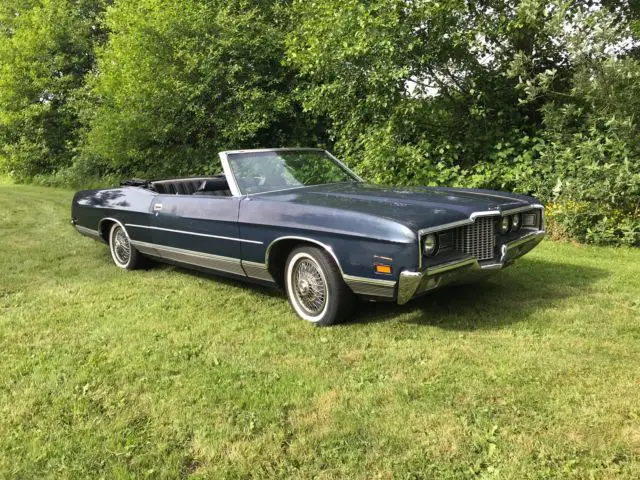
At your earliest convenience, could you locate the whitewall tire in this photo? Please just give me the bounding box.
[285,246,354,326]
[108,223,143,270]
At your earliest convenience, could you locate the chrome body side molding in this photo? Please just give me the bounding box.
[125,223,263,244]
[77,226,390,291]
[133,236,394,292]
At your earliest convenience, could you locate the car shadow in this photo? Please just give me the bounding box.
[146,256,608,331]
[351,258,609,330]
[151,261,284,299]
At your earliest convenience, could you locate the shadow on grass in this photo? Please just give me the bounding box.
[152,261,284,299]
[148,256,608,330]
[352,258,609,330]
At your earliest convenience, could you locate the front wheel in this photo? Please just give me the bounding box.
[108,223,144,270]
[285,246,355,326]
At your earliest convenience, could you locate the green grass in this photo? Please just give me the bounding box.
[1,183,639,479]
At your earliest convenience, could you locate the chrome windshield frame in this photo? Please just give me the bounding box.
[218,148,363,197]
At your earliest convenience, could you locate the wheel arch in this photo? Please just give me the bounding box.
[98,217,127,243]
[265,236,344,289]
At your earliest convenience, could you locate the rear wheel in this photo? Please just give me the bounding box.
[285,246,355,326]
[108,223,144,269]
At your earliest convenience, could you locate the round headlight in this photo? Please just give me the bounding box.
[511,213,521,231]
[423,233,438,256]
[498,216,511,234]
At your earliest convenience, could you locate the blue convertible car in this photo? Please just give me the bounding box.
[72,148,545,325]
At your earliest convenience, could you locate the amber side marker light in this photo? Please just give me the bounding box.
[375,264,392,274]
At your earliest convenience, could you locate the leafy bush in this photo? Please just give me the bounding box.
[516,58,640,246]
[537,120,640,246]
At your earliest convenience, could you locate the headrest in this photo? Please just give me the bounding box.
[198,177,229,192]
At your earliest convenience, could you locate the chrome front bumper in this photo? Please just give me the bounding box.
[397,230,545,305]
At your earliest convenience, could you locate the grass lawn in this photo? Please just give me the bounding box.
[1,182,639,479]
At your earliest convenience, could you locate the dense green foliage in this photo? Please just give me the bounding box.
[0,0,107,178]
[85,0,320,178]
[0,0,638,245]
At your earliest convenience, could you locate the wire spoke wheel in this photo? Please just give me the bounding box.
[292,257,327,316]
[107,222,144,270]
[285,246,355,325]
[109,225,133,267]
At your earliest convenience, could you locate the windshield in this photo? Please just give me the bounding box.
[226,150,361,195]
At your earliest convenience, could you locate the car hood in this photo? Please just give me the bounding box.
[256,182,538,230]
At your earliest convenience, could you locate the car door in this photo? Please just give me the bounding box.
[147,194,245,276]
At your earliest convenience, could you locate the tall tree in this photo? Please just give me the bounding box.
[285,0,635,186]
[85,0,322,177]
[0,0,107,179]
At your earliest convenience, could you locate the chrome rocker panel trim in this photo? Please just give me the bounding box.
[397,230,545,305]
[128,240,277,282]
[343,275,396,299]
[128,235,396,294]
[241,260,275,282]
[74,224,101,241]
[73,224,395,294]
[130,240,246,276]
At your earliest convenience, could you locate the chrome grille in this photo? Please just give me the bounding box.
[454,217,496,261]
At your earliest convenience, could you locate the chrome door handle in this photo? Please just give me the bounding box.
[153,203,163,211]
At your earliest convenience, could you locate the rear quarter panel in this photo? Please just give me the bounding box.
[72,187,156,242]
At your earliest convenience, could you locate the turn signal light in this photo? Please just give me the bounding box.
[375,264,392,274]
